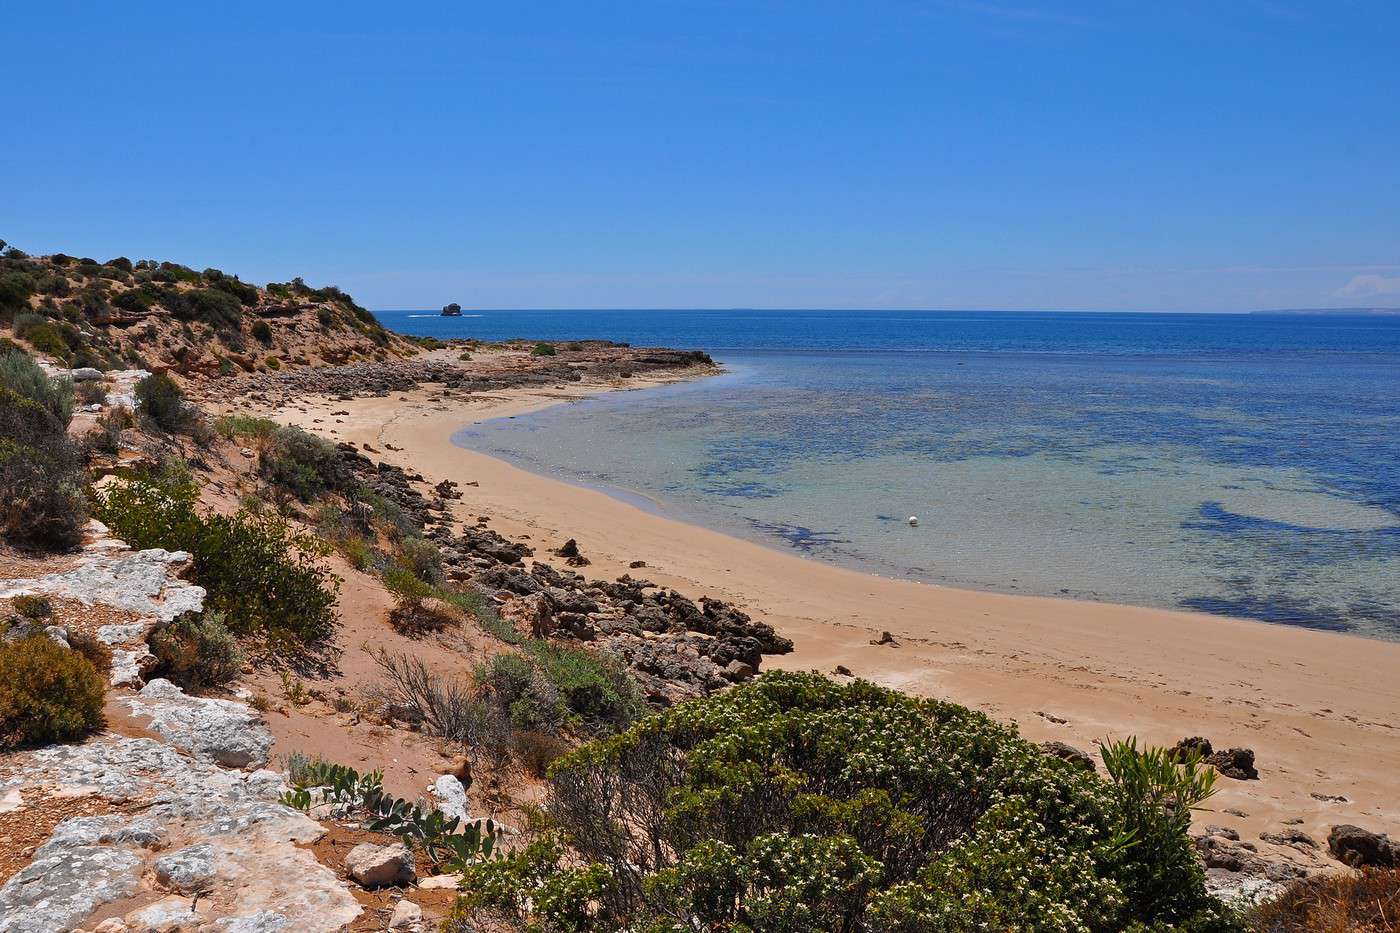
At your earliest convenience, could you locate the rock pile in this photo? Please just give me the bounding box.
[426,522,793,701]
[326,437,794,702]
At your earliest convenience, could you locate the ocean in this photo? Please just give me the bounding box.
[376,309,1400,641]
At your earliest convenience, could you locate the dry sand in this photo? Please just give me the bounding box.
[262,370,1400,855]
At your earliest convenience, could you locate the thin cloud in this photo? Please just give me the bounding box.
[1336,274,1400,299]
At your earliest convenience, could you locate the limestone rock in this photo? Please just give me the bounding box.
[124,679,273,769]
[0,735,355,933]
[0,548,204,624]
[345,842,415,888]
[154,842,217,893]
[431,773,472,824]
[389,899,423,930]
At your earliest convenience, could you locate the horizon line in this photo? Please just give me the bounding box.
[373,305,1400,316]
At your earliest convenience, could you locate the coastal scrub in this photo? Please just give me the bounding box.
[452,671,1240,932]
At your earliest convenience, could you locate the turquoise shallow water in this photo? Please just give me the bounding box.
[377,310,1400,640]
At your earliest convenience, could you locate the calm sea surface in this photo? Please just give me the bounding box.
[377,310,1400,641]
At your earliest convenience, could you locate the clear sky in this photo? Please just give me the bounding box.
[5,1,1398,312]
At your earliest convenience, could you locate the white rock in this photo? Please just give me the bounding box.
[154,842,216,893]
[97,622,150,645]
[69,367,105,382]
[125,895,206,930]
[0,736,356,933]
[416,874,461,890]
[125,679,273,769]
[344,842,415,888]
[430,774,472,823]
[388,899,422,930]
[0,548,204,623]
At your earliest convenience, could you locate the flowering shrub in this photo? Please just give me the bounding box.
[453,672,1241,932]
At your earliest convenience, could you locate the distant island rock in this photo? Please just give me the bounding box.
[441,303,463,316]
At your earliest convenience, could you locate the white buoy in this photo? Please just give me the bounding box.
[907,516,919,527]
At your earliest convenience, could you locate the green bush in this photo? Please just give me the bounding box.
[0,636,105,750]
[134,372,190,431]
[112,286,153,313]
[211,276,259,306]
[214,414,278,442]
[455,672,1239,932]
[531,342,557,357]
[94,474,340,657]
[14,312,68,358]
[258,425,352,501]
[1,351,74,426]
[0,272,36,320]
[174,288,242,327]
[251,320,273,344]
[476,642,640,737]
[477,651,566,734]
[155,262,201,284]
[149,611,243,691]
[384,564,435,612]
[524,640,641,735]
[0,355,86,550]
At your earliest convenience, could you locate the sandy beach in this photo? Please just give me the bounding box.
[261,365,1400,859]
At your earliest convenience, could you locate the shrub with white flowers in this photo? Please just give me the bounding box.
[448,671,1241,932]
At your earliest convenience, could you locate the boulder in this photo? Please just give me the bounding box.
[723,659,757,681]
[1169,736,1213,761]
[1206,747,1258,780]
[345,842,415,888]
[1328,824,1400,868]
[1259,829,1316,849]
[1040,741,1097,773]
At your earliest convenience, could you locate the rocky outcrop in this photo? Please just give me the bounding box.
[124,679,275,769]
[0,535,204,625]
[200,343,716,406]
[1167,737,1258,780]
[0,734,358,932]
[1206,747,1258,781]
[0,522,360,932]
[1327,824,1400,868]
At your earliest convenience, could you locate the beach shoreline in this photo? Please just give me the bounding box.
[255,359,1400,860]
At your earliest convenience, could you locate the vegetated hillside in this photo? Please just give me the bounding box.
[0,239,417,375]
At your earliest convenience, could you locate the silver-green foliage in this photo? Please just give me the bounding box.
[454,672,1241,932]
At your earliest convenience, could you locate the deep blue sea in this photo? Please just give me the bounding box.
[377,309,1400,640]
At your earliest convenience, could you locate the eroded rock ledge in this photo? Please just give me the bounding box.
[0,526,360,933]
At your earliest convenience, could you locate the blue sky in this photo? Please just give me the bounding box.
[5,1,1398,311]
